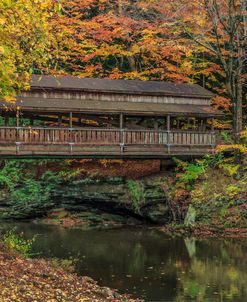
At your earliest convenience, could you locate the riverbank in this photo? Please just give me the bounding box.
[34,214,247,238]
[158,224,247,238]
[34,211,247,238]
[0,243,141,302]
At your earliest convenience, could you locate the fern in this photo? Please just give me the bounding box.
[127,180,145,214]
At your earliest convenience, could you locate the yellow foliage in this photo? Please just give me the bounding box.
[0,0,55,101]
[219,162,240,176]
[225,185,241,198]
[216,144,247,154]
[241,130,247,140]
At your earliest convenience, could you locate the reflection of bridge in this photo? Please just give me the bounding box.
[0,75,222,158]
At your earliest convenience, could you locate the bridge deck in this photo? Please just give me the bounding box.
[0,127,217,158]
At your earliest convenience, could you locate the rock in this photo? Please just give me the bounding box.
[0,175,171,224]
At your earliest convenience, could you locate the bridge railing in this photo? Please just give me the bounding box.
[123,129,216,146]
[0,126,217,147]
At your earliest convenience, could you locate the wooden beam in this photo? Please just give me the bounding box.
[69,112,73,128]
[27,115,98,128]
[167,115,171,131]
[16,108,20,127]
[77,114,119,127]
[167,115,171,154]
[120,113,124,153]
[154,119,159,130]
[120,113,124,129]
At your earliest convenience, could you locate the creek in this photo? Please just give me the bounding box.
[1,222,247,302]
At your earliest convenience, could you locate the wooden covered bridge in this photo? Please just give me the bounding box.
[0,75,223,158]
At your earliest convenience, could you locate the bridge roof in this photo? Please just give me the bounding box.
[0,75,223,117]
[12,97,222,117]
[30,75,214,99]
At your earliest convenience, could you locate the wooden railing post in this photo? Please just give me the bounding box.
[167,115,171,154]
[16,107,20,154]
[69,112,73,153]
[69,112,73,128]
[120,113,124,154]
[211,118,216,153]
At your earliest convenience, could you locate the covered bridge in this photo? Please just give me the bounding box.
[0,75,222,158]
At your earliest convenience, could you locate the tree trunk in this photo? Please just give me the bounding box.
[235,78,243,135]
[127,55,136,72]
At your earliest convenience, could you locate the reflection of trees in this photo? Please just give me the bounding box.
[128,243,147,275]
[176,240,247,302]
[184,238,196,258]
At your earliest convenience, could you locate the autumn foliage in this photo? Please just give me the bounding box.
[1,0,246,131]
[47,0,246,131]
[50,0,197,82]
[0,0,56,101]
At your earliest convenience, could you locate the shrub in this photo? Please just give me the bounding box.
[3,229,36,258]
[173,158,207,186]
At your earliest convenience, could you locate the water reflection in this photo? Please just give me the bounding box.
[1,223,247,302]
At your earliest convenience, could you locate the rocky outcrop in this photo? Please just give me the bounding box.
[0,175,171,224]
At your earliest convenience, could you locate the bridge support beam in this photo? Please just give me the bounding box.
[69,112,73,128]
[167,115,171,154]
[120,113,124,153]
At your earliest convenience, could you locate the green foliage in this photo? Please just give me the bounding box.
[221,131,233,144]
[127,180,145,214]
[173,153,232,187]
[171,153,247,227]
[3,229,36,258]
[0,160,22,191]
[203,153,225,167]
[11,179,45,205]
[173,157,207,186]
[180,163,205,183]
[0,160,60,206]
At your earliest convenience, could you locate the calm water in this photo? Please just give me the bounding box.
[1,222,247,302]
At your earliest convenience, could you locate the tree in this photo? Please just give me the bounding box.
[0,0,55,101]
[175,0,247,136]
[50,0,196,82]
[49,0,246,135]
